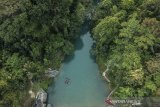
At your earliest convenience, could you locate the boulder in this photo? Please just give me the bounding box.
[45,69,59,78]
[36,89,47,103]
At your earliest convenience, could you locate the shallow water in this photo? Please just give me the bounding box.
[48,32,107,107]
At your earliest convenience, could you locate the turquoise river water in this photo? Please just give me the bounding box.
[48,31,108,107]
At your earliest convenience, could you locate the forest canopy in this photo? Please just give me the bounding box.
[91,0,160,99]
[0,0,160,106]
[0,0,90,106]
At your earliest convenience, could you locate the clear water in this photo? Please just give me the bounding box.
[48,32,107,107]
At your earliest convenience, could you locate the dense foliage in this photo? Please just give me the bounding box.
[1,0,160,106]
[0,0,90,106]
[92,0,160,98]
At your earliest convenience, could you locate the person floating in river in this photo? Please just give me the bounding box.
[65,77,70,85]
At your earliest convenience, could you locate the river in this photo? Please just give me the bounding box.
[48,24,108,107]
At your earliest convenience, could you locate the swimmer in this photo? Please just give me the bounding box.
[65,77,70,84]
[65,80,69,84]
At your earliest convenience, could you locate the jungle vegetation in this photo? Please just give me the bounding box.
[91,0,160,99]
[0,0,91,106]
[0,0,160,106]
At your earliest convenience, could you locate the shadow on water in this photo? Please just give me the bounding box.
[89,51,97,63]
[63,0,99,65]
[63,54,75,64]
[63,35,85,64]
[80,20,91,35]
[64,20,96,64]
[74,36,84,50]
[63,21,90,64]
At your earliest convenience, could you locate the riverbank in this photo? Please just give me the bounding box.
[90,1,160,107]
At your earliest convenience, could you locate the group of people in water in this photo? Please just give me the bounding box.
[64,77,70,85]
